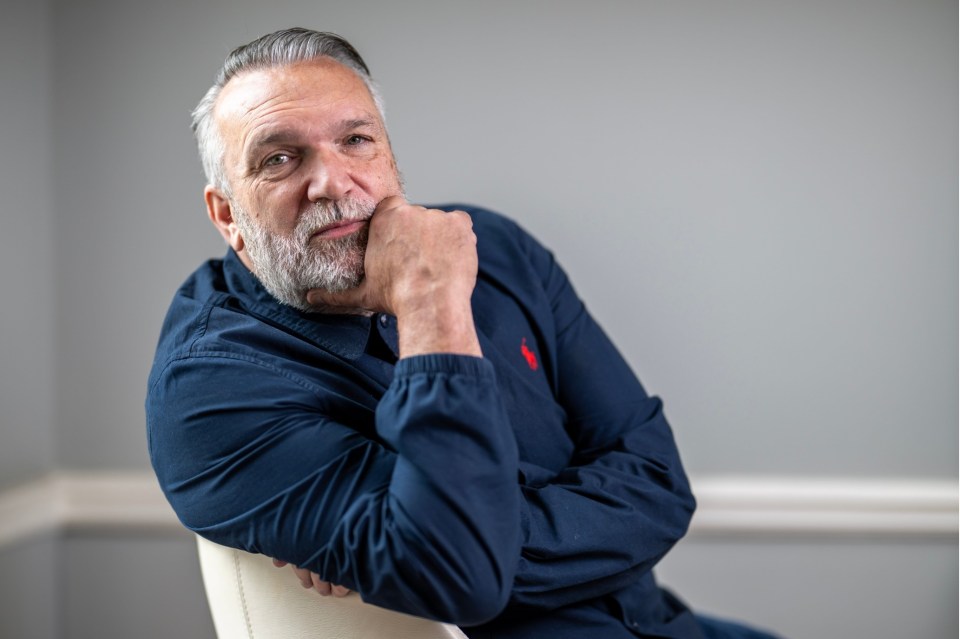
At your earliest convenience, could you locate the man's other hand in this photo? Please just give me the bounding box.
[272,558,351,597]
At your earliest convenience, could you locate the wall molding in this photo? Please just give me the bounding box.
[0,472,184,549]
[688,475,958,538]
[0,471,956,550]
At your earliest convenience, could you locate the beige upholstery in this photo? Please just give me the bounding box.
[196,535,468,639]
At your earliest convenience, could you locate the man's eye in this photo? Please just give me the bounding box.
[345,135,369,145]
[264,153,290,167]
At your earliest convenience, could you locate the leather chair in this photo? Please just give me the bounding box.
[196,535,468,638]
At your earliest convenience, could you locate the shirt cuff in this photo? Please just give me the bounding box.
[394,353,494,379]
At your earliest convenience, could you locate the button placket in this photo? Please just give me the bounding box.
[376,314,399,358]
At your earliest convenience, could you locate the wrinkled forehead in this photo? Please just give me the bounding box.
[213,58,379,136]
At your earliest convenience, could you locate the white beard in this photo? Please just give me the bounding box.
[232,197,376,310]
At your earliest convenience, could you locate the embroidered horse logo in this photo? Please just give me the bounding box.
[521,338,538,371]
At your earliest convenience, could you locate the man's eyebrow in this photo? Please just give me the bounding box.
[246,119,381,156]
[244,129,301,160]
[339,117,379,131]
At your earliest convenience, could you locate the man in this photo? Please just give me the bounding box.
[147,28,779,638]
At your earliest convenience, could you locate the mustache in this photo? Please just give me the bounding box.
[294,198,376,244]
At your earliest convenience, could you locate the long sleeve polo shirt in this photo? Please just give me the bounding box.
[146,205,703,638]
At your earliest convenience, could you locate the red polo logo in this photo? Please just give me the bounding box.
[521,338,538,371]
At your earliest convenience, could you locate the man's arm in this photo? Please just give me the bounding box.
[149,351,520,625]
[480,211,696,611]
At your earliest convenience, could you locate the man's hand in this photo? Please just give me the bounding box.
[272,559,351,597]
[308,197,482,358]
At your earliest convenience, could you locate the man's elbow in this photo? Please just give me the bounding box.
[428,566,513,626]
[359,533,516,626]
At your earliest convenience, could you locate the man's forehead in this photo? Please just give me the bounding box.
[214,58,375,127]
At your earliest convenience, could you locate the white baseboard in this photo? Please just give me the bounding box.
[0,471,956,550]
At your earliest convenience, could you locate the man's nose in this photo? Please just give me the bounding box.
[305,149,353,202]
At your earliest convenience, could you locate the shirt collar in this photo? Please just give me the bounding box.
[221,249,371,360]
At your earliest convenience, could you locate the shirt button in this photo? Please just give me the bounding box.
[379,314,389,327]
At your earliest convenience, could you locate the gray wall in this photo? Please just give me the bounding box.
[1,0,956,638]
[0,0,59,632]
[61,532,215,639]
[45,0,958,478]
[0,533,60,638]
[0,0,56,490]
[656,535,959,638]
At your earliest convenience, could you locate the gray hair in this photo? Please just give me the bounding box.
[191,28,385,194]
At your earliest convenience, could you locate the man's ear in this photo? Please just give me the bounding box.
[205,185,244,253]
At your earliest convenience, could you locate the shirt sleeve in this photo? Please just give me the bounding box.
[147,351,521,626]
[505,224,697,611]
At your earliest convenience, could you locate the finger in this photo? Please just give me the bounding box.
[272,558,287,568]
[311,573,333,596]
[374,194,408,215]
[289,565,313,588]
[331,584,351,598]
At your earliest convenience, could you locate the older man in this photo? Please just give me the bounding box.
[147,28,778,639]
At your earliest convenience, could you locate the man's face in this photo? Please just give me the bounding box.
[211,58,403,309]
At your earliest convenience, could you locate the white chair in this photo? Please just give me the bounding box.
[196,535,469,639]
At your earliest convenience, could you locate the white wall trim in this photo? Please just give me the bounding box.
[0,472,184,549]
[0,472,956,550]
[688,475,958,537]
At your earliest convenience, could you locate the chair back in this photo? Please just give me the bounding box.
[196,535,468,639]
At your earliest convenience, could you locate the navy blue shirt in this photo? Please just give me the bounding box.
[146,205,705,638]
